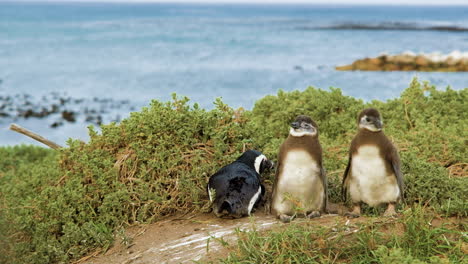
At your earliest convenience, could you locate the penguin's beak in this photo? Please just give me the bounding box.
[364,116,383,129]
[291,122,300,129]
[267,160,274,170]
[374,118,383,129]
[261,159,274,172]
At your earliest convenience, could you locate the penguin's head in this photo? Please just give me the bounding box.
[358,108,383,132]
[236,150,274,174]
[289,115,318,137]
[215,200,245,219]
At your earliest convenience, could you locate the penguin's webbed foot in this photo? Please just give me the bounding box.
[306,211,321,219]
[383,211,397,217]
[345,204,361,218]
[279,214,295,223]
[264,203,271,214]
[383,203,397,217]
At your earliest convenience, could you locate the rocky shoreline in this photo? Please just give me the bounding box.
[0,93,136,128]
[336,51,468,72]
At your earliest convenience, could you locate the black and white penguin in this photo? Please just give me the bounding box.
[207,150,273,218]
[342,108,404,217]
[270,115,327,223]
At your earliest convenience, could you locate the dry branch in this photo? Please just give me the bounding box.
[9,123,62,149]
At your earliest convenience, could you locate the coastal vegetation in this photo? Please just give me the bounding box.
[336,51,468,72]
[0,79,466,263]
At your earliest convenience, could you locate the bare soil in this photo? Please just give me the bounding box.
[82,211,462,264]
[83,211,274,264]
[82,211,359,264]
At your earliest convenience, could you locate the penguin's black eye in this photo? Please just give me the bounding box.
[365,117,371,122]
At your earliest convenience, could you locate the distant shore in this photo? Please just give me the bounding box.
[336,51,468,72]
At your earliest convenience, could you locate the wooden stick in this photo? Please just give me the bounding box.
[9,123,63,150]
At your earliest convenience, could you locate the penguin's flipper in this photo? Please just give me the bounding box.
[320,166,328,212]
[390,149,404,202]
[254,184,266,207]
[207,183,214,202]
[341,154,352,202]
[269,157,282,214]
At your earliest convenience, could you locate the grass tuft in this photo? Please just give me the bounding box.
[221,206,466,263]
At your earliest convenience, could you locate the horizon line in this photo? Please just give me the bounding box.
[2,0,468,6]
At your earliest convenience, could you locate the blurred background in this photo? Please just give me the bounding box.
[1,0,467,145]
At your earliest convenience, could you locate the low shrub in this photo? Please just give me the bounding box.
[0,79,466,263]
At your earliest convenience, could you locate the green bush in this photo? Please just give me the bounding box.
[1,96,255,263]
[0,79,466,263]
[0,146,60,263]
[249,79,467,208]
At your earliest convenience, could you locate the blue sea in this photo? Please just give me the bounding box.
[1,2,467,145]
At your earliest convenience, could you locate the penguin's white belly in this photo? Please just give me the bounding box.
[273,150,323,215]
[349,146,399,206]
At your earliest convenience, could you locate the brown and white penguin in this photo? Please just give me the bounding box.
[342,108,404,217]
[270,115,327,223]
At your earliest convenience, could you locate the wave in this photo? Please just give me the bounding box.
[298,22,468,32]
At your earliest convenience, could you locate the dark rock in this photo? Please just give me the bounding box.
[62,111,76,122]
[22,109,34,118]
[50,121,63,128]
[96,115,102,125]
[39,107,50,117]
[2,93,134,127]
[294,65,304,71]
[59,97,70,105]
[51,104,59,114]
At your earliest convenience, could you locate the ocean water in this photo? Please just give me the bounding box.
[1,2,467,146]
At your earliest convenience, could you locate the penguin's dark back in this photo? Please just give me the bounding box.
[209,161,262,217]
[209,161,261,197]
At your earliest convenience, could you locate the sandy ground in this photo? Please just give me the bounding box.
[84,211,277,264]
[82,208,463,264]
[82,210,358,264]
[85,203,468,264]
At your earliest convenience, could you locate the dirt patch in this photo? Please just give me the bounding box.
[83,211,351,264]
[82,211,419,264]
[84,211,277,264]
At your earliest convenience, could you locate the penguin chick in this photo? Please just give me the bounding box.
[207,150,273,218]
[271,115,327,223]
[342,108,404,218]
